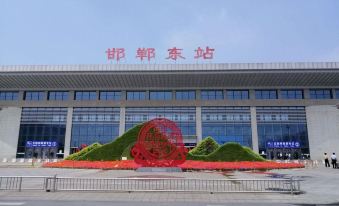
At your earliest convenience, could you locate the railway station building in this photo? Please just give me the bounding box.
[0,62,338,160]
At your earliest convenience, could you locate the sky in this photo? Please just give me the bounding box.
[0,0,339,65]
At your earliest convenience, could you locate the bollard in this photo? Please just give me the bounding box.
[18,177,23,192]
[290,177,293,194]
[45,177,50,192]
[52,175,57,192]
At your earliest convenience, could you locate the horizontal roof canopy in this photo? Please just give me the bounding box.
[1,62,339,89]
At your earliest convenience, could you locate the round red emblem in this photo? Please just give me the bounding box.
[131,118,187,167]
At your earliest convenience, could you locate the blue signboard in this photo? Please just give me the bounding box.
[184,143,197,147]
[26,141,58,148]
[266,141,300,149]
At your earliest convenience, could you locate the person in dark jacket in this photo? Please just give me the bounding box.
[331,153,337,169]
[324,153,330,167]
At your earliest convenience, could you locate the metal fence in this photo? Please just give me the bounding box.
[275,160,320,168]
[0,176,48,191]
[0,176,301,194]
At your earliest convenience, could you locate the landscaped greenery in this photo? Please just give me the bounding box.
[243,146,266,161]
[65,142,102,160]
[121,141,135,160]
[66,122,264,162]
[187,142,265,162]
[77,124,143,161]
[189,136,220,156]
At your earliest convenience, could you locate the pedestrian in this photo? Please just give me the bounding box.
[331,153,337,169]
[324,153,330,167]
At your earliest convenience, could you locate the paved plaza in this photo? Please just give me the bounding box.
[0,164,338,205]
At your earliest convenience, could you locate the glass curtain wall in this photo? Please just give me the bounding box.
[201,107,252,147]
[257,106,309,159]
[17,108,67,158]
[70,108,120,151]
[125,107,196,146]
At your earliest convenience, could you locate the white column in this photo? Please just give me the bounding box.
[119,107,126,136]
[332,89,336,98]
[63,107,73,157]
[304,89,310,99]
[196,106,202,143]
[306,105,339,160]
[0,107,22,159]
[250,106,259,153]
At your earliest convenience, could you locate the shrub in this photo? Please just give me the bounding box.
[243,146,265,161]
[65,142,102,160]
[121,142,135,160]
[187,142,265,162]
[79,124,143,161]
[189,136,219,155]
[71,124,264,162]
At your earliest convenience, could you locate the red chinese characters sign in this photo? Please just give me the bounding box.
[166,47,185,60]
[194,46,215,59]
[136,48,155,61]
[131,118,187,167]
[105,48,125,62]
[105,47,215,62]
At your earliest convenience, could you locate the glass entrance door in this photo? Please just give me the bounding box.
[266,148,302,160]
[25,147,58,159]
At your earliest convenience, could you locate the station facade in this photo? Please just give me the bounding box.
[0,62,339,160]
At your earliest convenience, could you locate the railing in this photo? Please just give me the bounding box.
[0,176,301,194]
[0,176,49,191]
[274,160,320,168]
[1,158,60,163]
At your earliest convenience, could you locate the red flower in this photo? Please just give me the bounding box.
[43,160,304,170]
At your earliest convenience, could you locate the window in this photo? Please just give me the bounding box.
[202,107,252,147]
[201,90,223,100]
[126,91,147,100]
[256,107,309,156]
[336,89,339,99]
[71,108,120,149]
[149,91,172,100]
[75,91,97,100]
[309,89,332,99]
[24,91,45,101]
[175,91,196,100]
[99,91,121,100]
[48,91,69,101]
[255,90,277,99]
[17,108,67,158]
[0,91,18,101]
[281,90,303,99]
[125,107,196,142]
[226,90,249,100]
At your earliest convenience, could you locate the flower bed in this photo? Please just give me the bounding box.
[43,160,304,170]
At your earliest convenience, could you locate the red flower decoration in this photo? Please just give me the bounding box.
[43,160,304,170]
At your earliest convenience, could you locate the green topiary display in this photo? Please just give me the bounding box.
[66,122,264,162]
[243,146,266,161]
[187,142,265,162]
[121,142,135,160]
[78,124,143,161]
[189,136,220,155]
[65,142,102,160]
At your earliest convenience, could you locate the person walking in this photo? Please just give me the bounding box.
[324,153,330,167]
[331,153,337,169]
